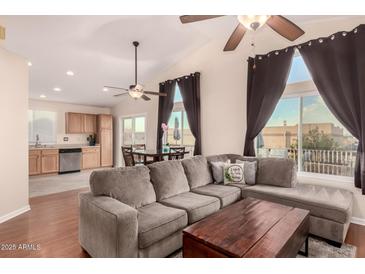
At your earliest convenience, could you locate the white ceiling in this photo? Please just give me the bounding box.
[0,15,347,107]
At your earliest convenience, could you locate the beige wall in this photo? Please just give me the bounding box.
[0,47,29,222]
[29,99,111,145]
[112,16,365,221]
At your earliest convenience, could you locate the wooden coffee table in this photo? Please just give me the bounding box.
[183,198,309,258]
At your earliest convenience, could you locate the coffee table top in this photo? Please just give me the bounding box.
[183,198,309,258]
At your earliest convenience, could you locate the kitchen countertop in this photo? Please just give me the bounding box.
[29,144,100,150]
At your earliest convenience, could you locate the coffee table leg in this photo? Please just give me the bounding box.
[298,236,309,257]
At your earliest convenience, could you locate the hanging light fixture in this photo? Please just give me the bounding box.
[128,84,144,99]
[237,15,270,31]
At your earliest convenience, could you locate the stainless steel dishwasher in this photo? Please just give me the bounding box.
[59,148,82,174]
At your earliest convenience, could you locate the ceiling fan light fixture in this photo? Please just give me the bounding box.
[237,15,270,31]
[128,84,144,98]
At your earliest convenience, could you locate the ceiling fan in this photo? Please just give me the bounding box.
[105,41,167,101]
[179,15,305,51]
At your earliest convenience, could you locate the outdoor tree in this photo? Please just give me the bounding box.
[302,127,339,150]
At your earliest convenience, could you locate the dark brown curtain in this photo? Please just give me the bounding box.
[156,80,176,150]
[243,47,295,156]
[299,25,365,194]
[177,72,201,155]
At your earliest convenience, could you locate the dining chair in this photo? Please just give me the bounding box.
[122,146,135,166]
[168,146,186,160]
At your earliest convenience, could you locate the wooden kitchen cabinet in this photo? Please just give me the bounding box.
[41,149,59,174]
[65,112,83,133]
[83,114,97,133]
[82,147,100,169]
[29,150,41,175]
[66,112,97,134]
[97,114,113,167]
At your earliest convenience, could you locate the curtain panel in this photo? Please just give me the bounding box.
[177,72,202,155]
[243,47,295,156]
[299,24,365,194]
[156,80,176,151]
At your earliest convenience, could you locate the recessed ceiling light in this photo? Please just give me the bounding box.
[27,61,32,67]
[53,87,62,92]
[40,94,47,98]
[102,87,109,92]
[66,70,74,76]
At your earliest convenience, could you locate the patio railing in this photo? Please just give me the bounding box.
[257,148,357,177]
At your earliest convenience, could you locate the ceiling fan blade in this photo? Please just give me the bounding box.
[266,15,305,41]
[105,85,129,91]
[180,15,225,24]
[223,24,247,51]
[113,92,129,97]
[144,91,167,96]
[141,95,151,101]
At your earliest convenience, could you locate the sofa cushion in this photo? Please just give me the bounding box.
[148,160,190,201]
[236,160,257,185]
[210,160,230,184]
[161,192,220,224]
[206,154,230,164]
[257,158,297,188]
[182,156,213,189]
[192,184,241,208]
[242,183,353,223]
[137,202,188,249]
[90,166,156,209]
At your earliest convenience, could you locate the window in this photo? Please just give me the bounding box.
[167,86,195,147]
[28,110,57,144]
[122,115,146,145]
[258,55,358,177]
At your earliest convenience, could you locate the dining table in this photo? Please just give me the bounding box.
[131,148,189,163]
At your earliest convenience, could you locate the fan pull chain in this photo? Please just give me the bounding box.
[251,35,256,70]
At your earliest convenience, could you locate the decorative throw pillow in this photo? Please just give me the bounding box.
[223,163,245,185]
[210,160,230,184]
[236,160,257,185]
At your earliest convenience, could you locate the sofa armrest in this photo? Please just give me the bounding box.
[79,192,138,258]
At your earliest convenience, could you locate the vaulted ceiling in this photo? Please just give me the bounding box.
[0,15,348,107]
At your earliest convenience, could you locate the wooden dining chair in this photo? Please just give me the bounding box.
[169,146,186,160]
[122,146,135,166]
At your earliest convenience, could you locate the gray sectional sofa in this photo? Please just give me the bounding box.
[79,154,354,257]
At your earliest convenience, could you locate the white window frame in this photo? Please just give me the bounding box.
[276,80,356,182]
[120,114,147,146]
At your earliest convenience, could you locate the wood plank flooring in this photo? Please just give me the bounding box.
[0,188,364,258]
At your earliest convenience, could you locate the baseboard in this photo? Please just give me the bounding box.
[0,205,30,224]
[351,217,365,226]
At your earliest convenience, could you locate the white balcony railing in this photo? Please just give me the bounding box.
[257,148,357,177]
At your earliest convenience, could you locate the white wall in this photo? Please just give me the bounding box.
[112,16,365,221]
[29,99,111,145]
[0,47,29,223]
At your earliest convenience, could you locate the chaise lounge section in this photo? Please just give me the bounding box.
[79,154,354,257]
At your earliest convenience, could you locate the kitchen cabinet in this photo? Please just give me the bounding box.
[97,114,113,167]
[65,112,97,134]
[83,114,97,133]
[41,149,59,174]
[29,150,41,175]
[65,112,83,133]
[82,147,100,169]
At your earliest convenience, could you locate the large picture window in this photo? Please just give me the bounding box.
[28,110,57,144]
[257,55,358,177]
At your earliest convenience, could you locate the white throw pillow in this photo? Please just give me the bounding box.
[223,163,245,184]
[210,160,230,184]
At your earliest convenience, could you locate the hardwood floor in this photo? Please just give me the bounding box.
[0,188,364,258]
[0,188,90,258]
